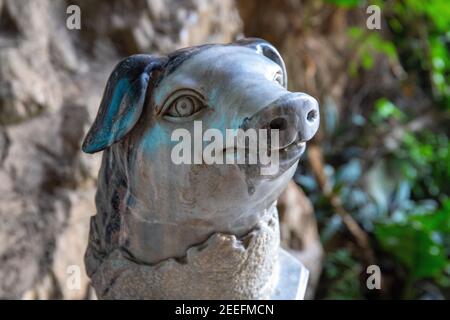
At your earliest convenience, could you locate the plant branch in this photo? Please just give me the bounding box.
[307,144,376,266]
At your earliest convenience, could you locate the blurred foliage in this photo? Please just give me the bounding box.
[325,0,363,9]
[397,132,450,199]
[387,0,450,108]
[375,200,450,291]
[371,98,405,123]
[322,249,363,299]
[348,27,398,74]
[301,0,450,299]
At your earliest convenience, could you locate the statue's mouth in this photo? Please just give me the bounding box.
[278,136,306,163]
[221,133,306,172]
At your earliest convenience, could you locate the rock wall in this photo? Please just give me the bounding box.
[0,0,241,299]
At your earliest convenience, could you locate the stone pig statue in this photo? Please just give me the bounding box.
[82,38,319,299]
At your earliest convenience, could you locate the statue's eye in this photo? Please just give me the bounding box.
[167,96,200,117]
[162,90,207,121]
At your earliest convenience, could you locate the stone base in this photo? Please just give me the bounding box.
[86,206,309,300]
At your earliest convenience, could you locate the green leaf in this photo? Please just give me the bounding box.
[371,98,405,123]
[375,221,448,280]
[409,200,450,233]
[325,0,362,8]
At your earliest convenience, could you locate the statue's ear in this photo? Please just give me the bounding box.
[82,54,165,154]
[236,38,287,88]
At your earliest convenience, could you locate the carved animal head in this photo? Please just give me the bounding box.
[82,38,319,264]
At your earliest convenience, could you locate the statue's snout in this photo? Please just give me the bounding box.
[243,92,320,149]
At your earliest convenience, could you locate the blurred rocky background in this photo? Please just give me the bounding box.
[0,0,448,299]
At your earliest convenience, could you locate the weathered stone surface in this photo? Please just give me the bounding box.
[51,190,95,300]
[0,107,88,298]
[0,0,241,299]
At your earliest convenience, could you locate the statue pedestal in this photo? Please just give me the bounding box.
[271,249,309,300]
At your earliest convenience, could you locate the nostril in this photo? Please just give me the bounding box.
[307,109,317,123]
[269,117,288,131]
